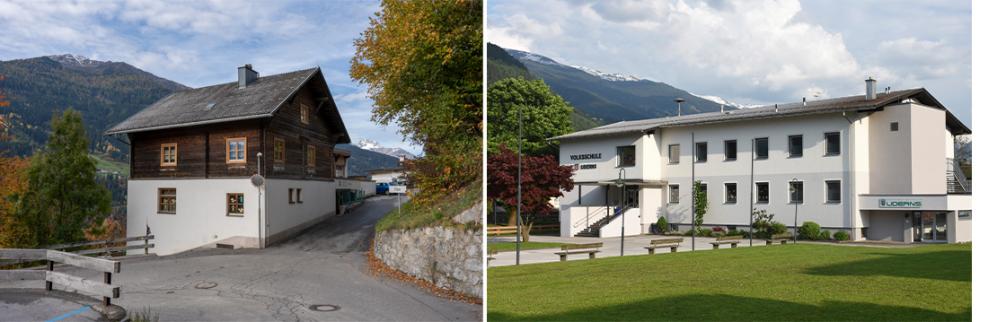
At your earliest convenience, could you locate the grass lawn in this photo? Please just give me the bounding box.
[489,243,971,321]
[489,241,568,253]
[375,181,481,232]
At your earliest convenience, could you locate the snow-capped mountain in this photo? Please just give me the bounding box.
[687,92,759,109]
[356,138,417,160]
[47,54,105,67]
[570,65,641,82]
[505,49,561,66]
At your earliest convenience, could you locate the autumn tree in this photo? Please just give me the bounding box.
[350,0,482,199]
[488,78,573,156]
[488,145,574,242]
[14,109,111,246]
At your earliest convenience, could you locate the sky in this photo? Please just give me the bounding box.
[488,0,972,126]
[0,0,423,155]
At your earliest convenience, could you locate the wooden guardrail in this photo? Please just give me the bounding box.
[48,234,155,256]
[487,224,559,236]
[0,249,121,306]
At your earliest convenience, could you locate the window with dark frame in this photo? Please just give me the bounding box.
[306,145,316,170]
[788,135,803,157]
[158,188,176,214]
[724,140,737,161]
[826,180,841,203]
[790,181,804,204]
[227,193,245,216]
[890,122,899,131]
[825,132,841,156]
[755,137,769,159]
[668,144,680,164]
[300,103,310,124]
[669,185,680,204]
[160,143,177,166]
[724,183,737,204]
[617,145,636,167]
[296,188,303,203]
[695,142,707,163]
[756,182,769,203]
[274,138,285,163]
[288,188,295,204]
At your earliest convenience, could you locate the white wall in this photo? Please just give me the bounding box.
[600,208,641,238]
[127,179,263,256]
[336,178,376,196]
[560,206,611,237]
[370,172,404,184]
[559,133,648,183]
[263,179,337,240]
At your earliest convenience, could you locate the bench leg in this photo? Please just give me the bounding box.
[713,244,719,250]
[589,252,596,259]
[648,248,654,255]
[766,240,772,245]
[560,254,567,261]
[671,246,677,253]
[731,243,738,248]
[781,240,788,245]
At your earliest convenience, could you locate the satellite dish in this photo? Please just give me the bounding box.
[251,174,265,187]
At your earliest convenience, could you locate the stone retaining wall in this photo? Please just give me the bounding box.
[373,204,483,298]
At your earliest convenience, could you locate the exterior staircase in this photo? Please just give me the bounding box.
[947,158,971,194]
[575,209,624,237]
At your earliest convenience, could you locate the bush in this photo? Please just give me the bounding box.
[799,221,821,240]
[770,222,788,236]
[656,217,669,234]
[699,228,713,237]
[819,230,831,240]
[834,230,850,241]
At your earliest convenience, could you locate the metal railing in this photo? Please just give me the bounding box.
[947,158,971,193]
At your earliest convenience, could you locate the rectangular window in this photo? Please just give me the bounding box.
[724,183,737,204]
[724,140,737,161]
[306,145,316,167]
[226,138,247,164]
[756,182,769,204]
[288,188,295,204]
[698,183,708,195]
[226,193,245,216]
[296,188,303,203]
[668,144,680,164]
[274,138,285,163]
[755,137,769,160]
[788,135,803,158]
[160,143,178,166]
[158,188,176,214]
[825,132,841,156]
[669,185,680,204]
[789,181,804,204]
[695,142,707,163]
[300,103,310,124]
[890,122,899,131]
[826,180,841,203]
[617,146,636,167]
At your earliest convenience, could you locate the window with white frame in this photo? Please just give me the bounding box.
[825,132,841,156]
[756,182,769,204]
[668,144,680,164]
[755,137,769,160]
[669,184,680,204]
[617,145,636,167]
[695,142,707,163]
[789,181,803,204]
[788,135,803,158]
[825,180,841,203]
[724,183,737,204]
[724,140,737,161]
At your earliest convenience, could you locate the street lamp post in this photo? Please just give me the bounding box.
[516,104,523,265]
[749,138,755,247]
[617,168,626,256]
[790,178,799,244]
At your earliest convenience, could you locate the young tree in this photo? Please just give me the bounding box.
[693,181,707,229]
[16,109,111,246]
[351,0,482,198]
[487,145,574,242]
[487,78,573,156]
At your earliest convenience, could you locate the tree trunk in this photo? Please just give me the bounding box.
[520,222,534,242]
[508,208,517,226]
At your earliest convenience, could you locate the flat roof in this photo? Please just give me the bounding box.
[551,88,970,141]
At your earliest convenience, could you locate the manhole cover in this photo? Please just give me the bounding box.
[308,304,340,312]
[194,281,218,289]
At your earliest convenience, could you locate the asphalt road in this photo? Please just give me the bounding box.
[1,195,481,321]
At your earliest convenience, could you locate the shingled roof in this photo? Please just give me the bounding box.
[106,67,349,144]
[552,88,970,140]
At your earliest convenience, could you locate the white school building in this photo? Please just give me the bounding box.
[554,79,972,243]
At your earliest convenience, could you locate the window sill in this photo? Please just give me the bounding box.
[788,155,802,159]
[788,201,804,205]
[823,154,841,157]
[226,213,244,217]
[157,211,176,215]
[724,158,736,162]
[756,202,769,204]
[616,165,636,168]
[695,160,707,164]
[754,157,769,161]
[724,202,737,205]
[825,201,842,204]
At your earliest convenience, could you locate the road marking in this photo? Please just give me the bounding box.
[46,305,91,322]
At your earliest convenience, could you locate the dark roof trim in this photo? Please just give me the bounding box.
[106,114,272,135]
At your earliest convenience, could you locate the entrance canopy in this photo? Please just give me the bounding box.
[579,179,667,187]
[858,194,971,211]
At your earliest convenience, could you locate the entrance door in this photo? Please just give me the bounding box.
[913,212,948,242]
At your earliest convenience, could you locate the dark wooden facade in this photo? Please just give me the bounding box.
[129,80,342,181]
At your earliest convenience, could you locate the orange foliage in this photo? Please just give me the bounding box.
[0,157,32,247]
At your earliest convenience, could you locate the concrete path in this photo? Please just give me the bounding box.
[489,234,776,267]
[1,195,480,321]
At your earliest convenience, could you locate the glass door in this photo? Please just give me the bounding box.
[913,212,948,242]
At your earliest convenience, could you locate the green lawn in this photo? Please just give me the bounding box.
[488,243,971,321]
[89,154,129,175]
[489,241,568,253]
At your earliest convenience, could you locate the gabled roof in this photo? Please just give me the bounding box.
[106,67,350,143]
[551,88,971,140]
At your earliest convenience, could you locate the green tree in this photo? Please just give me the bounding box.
[693,181,707,228]
[350,0,482,198]
[15,109,111,246]
[488,78,573,156]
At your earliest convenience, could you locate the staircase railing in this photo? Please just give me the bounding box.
[573,207,612,231]
[947,158,971,193]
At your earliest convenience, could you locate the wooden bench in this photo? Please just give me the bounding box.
[555,243,602,261]
[644,238,683,254]
[709,235,743,249]
[766,233,792,245]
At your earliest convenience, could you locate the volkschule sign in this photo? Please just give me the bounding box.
[570,153,602,161]
[879,199,922,208]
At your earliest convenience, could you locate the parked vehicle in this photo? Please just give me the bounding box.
[376,182,390,195]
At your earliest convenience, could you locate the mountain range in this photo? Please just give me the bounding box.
[0,54,402,177]
[490,44,743,127]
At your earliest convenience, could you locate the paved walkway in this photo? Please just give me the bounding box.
[489,234,777,267]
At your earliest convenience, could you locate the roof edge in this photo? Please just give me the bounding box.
[105,114,271,135]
